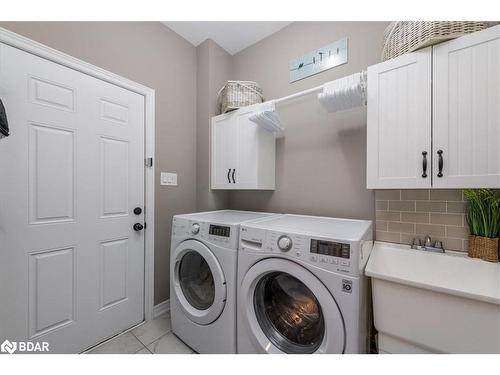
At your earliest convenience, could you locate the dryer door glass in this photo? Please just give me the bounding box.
[179,251,215,310]
[254,272,325,354]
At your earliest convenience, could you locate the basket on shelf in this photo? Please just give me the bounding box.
[217,81,264,114]
[382,21,498,61]
[468,235,499,263]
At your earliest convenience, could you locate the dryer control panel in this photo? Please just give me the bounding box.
[172,217,238,249]
[209,224,231,238]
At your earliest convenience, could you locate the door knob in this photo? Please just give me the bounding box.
[133,207,142,215]
[133,223,144,231]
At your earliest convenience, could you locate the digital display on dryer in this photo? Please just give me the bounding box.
[209,225,230,237]
[310,239,350,259]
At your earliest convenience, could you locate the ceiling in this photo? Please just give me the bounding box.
[162,21,292,55]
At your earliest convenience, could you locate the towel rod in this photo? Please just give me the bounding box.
[274,85,324,105]
[273,70,367,106]
[248,70,368,138]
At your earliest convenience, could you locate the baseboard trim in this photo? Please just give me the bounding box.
[153,299,170,319]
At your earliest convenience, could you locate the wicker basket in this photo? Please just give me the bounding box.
[468,235,499,263]
[382,21,498,61]
[217,81,264,114]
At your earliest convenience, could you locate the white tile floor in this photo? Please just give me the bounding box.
[86,312,196,354]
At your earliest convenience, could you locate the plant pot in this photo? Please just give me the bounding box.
[468,235,499,262]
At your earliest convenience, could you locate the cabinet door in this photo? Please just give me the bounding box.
[367,48,432,189]
[211,113,237,189]
[234,107,259,188]
[433,26,500,188]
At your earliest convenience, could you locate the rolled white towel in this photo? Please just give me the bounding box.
[318,73,364,113]
[248,100,284,137]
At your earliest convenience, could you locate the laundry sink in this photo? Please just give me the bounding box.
[366,242,500,354]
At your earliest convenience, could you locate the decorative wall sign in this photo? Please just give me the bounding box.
[289,37,348,83]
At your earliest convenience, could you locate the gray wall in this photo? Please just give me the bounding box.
[196,39,232,211]
[0,22,197,305]
[228,22,389,220]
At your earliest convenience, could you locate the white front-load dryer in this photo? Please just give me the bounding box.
[237,214,373,354]
[170,210,278,354]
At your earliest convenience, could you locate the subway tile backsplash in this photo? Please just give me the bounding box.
[375,189,469,252]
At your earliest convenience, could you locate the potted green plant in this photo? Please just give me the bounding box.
[464,189,500,262]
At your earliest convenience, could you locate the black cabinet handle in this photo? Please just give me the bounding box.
[422,151,428,178]
[232,169,236,184]
[0,98,9,139]
[437,150,443,178]
[227,168,231,183]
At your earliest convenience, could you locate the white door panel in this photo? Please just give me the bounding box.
[235,108,259,188]
[29,123,76,223]
[0,43,145,353]
[211,113,237,189]
[28,247,76,339]
[367,48,432,189]
[433,26,500,188]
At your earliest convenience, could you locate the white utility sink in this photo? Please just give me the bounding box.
[366,241,500,354]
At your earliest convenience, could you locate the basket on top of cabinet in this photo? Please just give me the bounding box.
[381,21,498,61]
[367,25,500,189]
[217,81,265,114]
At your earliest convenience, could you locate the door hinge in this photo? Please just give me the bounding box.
[144,222,147,229]
[145,157,153,167]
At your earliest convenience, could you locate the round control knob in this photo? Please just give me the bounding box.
[191,223,200,235]
[277,235,293,251]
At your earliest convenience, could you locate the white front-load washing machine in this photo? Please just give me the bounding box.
[170,210,278,354]
[237,214,373,354]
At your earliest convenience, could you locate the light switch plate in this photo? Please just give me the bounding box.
[160,172,177,186]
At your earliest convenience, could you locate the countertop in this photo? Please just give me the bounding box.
[365,241,500,305]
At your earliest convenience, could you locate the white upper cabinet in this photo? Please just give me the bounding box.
[367,48,432,189]
[433,26,500,188]
[211,104,275,190]
[367,25,500,189]
[211,112,238,188]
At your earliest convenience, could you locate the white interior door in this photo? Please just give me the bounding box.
[0,43,145,353]
[367,48,432,189]
[433,26,500,188]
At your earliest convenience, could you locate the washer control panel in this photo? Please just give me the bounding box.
[277,235,293,251]
[240,226,358,275]
[310,239,350,259]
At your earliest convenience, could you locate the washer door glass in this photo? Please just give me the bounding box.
[179,251,215,310]
[254,271,325,354]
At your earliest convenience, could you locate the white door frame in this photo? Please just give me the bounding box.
[0,27,156,322]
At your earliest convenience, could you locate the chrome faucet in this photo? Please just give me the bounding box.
[411,236,444,253]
